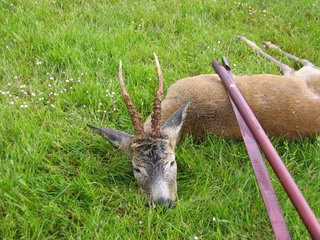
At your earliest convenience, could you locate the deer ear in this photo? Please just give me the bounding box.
[161,102,190,147]
[87,124,132,152]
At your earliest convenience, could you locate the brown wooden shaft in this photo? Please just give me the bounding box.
[212,59,320,239]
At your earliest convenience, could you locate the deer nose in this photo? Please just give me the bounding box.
[151,197,175,209]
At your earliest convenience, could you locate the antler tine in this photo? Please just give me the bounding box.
[151,53,164,137]
[118,60,145,137]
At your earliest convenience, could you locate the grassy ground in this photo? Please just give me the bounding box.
[1,0,319,239]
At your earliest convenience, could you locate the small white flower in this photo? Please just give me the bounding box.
[69,87,73,89]
[63,88,67,92]
[48,84,52,87]
[99,102,103,105]
[138,221,143,225]
[50,104,55,108]
[113,108,116,111]
[83,105,86,108]
[7,83,11,86]
[77,80,81,83]
[217,40,221,44]
[103,110,107,113]
[212,217,217,222]
[49,76,54,80]
[20,85,26,88]
[233,64,237,67]
[53,93,58,96]
[65,79,70,82]
[14,76,18,79]
[9,101,15,104]
[36,61,42,65]
[194,236,199,240]
[20,104,28,108]
[86,91,89,93]
[46,72,50,75]
[31,92,36,96]
[111,91,115,95]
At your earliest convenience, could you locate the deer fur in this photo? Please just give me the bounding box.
[89,37,320,208]
[145,37,320,140]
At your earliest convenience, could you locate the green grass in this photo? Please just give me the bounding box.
[1,0,320,239]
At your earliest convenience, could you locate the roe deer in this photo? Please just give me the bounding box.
[88,37,320,208]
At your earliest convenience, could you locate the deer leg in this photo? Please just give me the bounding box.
[263,41,317,68]
[238,36,295,76]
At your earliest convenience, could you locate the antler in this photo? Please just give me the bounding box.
[150,53,164,137]
[118,60,145,137]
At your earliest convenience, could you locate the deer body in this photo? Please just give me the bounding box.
[145,73,320,140]
[89,37,320,208]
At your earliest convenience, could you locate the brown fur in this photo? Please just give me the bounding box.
[144,74,320,140]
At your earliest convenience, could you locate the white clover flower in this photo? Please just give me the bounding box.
[36,61,42,65]
[7,83,11,86]
[9,101,15,104]
[49,76,54,80]
[14,76,18,79]
[50,104,54,108]
[194,236,199,240]
[66,79,70,82]
[20,85,26,88]
[233,64,237,67]
[48,84,52,87]
[69,87,73,89]
[31,92,36,96]
[20,104,28,108]
[212,217,217,222]
[83,105,86,108]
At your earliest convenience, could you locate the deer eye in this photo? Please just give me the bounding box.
[134,168,141,173]
[170,161,175,167]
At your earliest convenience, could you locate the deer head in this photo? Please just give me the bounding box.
[88,54,189,208]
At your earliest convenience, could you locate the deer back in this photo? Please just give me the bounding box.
[144,74,320,140]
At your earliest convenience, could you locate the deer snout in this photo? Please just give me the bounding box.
[151,197,175,209]
[150,180,175,208]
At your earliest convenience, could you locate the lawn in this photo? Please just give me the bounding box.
[0,0,319,239]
